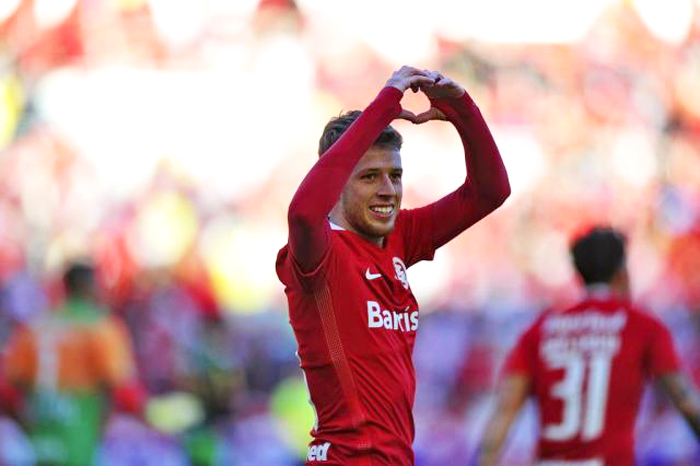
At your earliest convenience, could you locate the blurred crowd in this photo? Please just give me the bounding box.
[1,0,700,464]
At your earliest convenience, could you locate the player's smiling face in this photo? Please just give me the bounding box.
[332,145,403,246]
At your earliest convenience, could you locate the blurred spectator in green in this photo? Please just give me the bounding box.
[3,262,145,465]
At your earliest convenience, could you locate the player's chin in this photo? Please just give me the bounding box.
[365,216,397,237]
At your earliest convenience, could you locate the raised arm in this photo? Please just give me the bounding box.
[477,374,530,466]
[657,372,700,440]
[287,67,434,272]
[414,71,511,250]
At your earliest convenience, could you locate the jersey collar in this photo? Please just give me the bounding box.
[328,219,345,230]
[585,283,614,298]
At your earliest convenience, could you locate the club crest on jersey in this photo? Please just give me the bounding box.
[392,257,409,289]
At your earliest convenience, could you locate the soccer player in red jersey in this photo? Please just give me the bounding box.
[477,227,700,466]
[276,65,510,465]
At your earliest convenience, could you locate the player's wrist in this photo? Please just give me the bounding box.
[385,80,408,93]
[380,85,405,101]
[428,88,466,101]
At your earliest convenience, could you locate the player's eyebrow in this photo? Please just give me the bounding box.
[359,167,402,174]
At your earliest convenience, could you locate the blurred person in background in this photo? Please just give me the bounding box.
[3,262,145,465]
[276,65,510,465]
[0,269,47,464]
[477,227,700,466]
[0,357,35,464]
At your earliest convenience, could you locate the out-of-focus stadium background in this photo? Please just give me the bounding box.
[1,0,700,463]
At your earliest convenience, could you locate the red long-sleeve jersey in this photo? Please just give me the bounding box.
[277,86,509,465]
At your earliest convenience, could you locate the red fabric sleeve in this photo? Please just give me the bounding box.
[503,324,539,379]
[287,87,403,273]
[425,91,511,250]
[646,317,682,378]
[276,242,333,293]
[397,208,436,267]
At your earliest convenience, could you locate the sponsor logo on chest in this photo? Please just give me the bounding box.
[367,300,418,332]
[307,442,331,462]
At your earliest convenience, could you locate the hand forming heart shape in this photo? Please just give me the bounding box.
[385,66,463,124]
[398,107,448,124]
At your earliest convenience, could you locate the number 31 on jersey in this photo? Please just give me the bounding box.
[544,352,613,441]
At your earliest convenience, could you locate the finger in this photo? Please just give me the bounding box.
[398,109,418,123]
[413,110,434,124]
[413,108,447,124]
[399,66,427,76]
[433,108,447,120]
[438,77,455,88]
[409,67,431,75]
[425,70,451,87]
[409,76,435,88]
[423,70,441,82]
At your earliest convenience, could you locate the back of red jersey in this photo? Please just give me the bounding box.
[504,290,681,465]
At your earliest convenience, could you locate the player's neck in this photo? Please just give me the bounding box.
[610,268,630,296]
[585,282,628,300]
[327,214,386,247]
